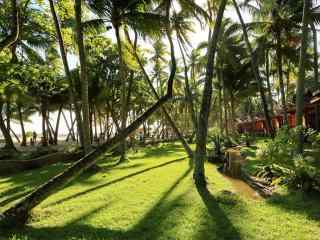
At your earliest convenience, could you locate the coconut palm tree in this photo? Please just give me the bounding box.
[232,0,275,137]
[296,0,310,153]
[49,0,85,148]
[194,0,228,187]
[86,0,168,162]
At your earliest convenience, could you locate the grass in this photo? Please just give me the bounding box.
[0,142,319,240]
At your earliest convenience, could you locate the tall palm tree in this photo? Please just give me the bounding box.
[296,0,310,153]
[233,0,275,137]
[48,0,84,148]
[194,0,227,186]
[75,0,91,153]
[1,2,181,226]
[125,31,193,158]
[87,0,167,162]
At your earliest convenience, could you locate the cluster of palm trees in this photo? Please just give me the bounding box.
[0,0,317,227]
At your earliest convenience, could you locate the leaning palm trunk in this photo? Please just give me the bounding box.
[49,0,84,147]
[125,30,193,158]
[296,0,309,154]
[0,28,177,227]
[194,0,227,186]
[75,0,91,153]
[233,0,275,138]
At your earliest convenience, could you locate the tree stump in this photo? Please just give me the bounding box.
[223,148,244,178]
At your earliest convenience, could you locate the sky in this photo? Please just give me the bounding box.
[6,3,253,139]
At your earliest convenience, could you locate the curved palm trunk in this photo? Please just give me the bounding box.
[233,0,275,138]
[75,0,91,153]
[49,0,84,147]
[194,0,227,187]
[296,0,309,153]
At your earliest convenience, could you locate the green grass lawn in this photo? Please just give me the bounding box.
[0,142,320,240]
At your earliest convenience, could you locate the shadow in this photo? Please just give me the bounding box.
[100,163,146,173]
[266,190,320,221]
[0,189,32,207]
[127,166,193,239]
[4,201,124,240]
[129,143,185,160]
[196,185,242,240]
[44,157,187,208]
[3,166,193,240]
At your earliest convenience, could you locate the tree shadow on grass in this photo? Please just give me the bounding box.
[266,189,320,221]
[130,143,185,160]
[4,166,193,240]
[196,185,242,240]
[43,157,187,208]
[3,165,245,240]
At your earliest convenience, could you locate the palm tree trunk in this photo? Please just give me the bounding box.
[224,88,229,136]
[17,105,26,146]
[177,40,198,131]
[194,0,227,187]
[311,22,319,84]
[49,0,84,147]
[41,98,48,146]
[74,0,91,153]
[114,25,128,163]
[233,0,275,138]
[266,50,274,116]
[276,29,288,125]
[296,0,309,153]
[54,105,63,145]
[230,90,236,133]
[6,101,11,132]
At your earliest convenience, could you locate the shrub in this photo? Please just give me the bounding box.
[256,127,320,192]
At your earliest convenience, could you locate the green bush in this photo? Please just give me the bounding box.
[256,127,320,192]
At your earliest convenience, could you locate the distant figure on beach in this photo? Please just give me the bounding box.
[33,131,37,144]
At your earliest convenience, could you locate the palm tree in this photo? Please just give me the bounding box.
[232,0,275,137]
[194,0,228,187]
[87,0,167,162]
[1,2,181,226]
[75,0,91,153]
[125,31,193,158]
[48,0,84,148]
[296,0,310,153]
